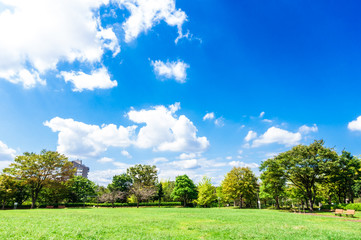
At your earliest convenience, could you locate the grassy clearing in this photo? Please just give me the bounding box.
[0,207,360,239]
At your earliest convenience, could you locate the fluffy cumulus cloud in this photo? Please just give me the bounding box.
[45,103,209,158]
[0,140,16,170]
[0,0,120,89]
[0,0,188,90]
[298,124,318,134]
[151,60,189,83]
[252,127,302,147]
[244,130,257,142]
[44,117,136,158]
[170,159,200,170]
[348,116,361,132]
[121,150,132,158]
[88,167,127,186]
[128,103,209,152]
[61,67,117,92]
[114,0,187,43]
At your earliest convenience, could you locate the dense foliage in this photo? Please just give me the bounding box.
[1,140,361,211]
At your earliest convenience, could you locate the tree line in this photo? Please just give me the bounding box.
[1,140,361,211]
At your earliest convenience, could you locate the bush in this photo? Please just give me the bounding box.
[64,202,182,208]
[345,203,361,211]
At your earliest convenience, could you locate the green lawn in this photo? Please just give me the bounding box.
[0,207,360,239]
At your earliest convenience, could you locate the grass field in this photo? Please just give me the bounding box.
[0,208,360,239]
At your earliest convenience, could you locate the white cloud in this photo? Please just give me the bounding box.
[98,157,114,163]
[229,161,259,169]
[252,127,301,147]
[128,103,209,152]
[0,140,16,161]
[88,168,127,186]
[114,0,187,43]
[299,124,318,134]
[61,66,117,92]
[0,0,188,90]
[214,117,225,127]
[112,161,130,168]
[0,140,16,171]
[226,156,232,160]
[244,130,257,142]
[121,150,132,158]
[348,116,361,132]
[262,119,273,123]
[152,157,169,164]
[259,112,265,118]
[178,153,199,160]
[44,117,136,158]
[45,103,209,158]
[151,60,189,83]
[170,159,200,170]
[203,112,215,121]
[0,0,121,88]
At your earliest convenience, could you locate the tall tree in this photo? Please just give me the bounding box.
[4,150,74,208]
[0,174,16,210]
[127,164,158,186]
[171,175,197,207]
[259,159,287,209]
[109,173,132,192]
[196,176,217,207]
[154,183,164,207]
[222,167,258,208]
[275,140,338,211]
[161,180,175,202]
[67,176,96,203]
[127,164,158,207]
[328,151,361,203]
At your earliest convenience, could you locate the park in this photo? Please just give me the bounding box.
[0,207,360,239]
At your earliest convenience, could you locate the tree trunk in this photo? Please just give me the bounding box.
[158,199,161,208]
[275,196,280,209]
[2,201,5,210]
[233,200,236,207]
[137,200,139,208]
[240,197,243,208]
[308,199,314,211]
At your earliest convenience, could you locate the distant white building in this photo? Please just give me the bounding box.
[71,160,89,179]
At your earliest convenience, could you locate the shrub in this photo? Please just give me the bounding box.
[345,203,361,211]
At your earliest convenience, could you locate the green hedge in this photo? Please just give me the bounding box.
[345,203,361,211]
[64,202,182,208]
[322,203,361,211]
[4,202,182,209]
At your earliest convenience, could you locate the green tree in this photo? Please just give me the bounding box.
[4,150,74,208]
[275,140,338,211]
[67,176,96,203]
[196,176,216,207]
[130,182,157,208]
[221,167,258,208]
[0,174,16,210]
[161,180,175,202]
[39,181,68,206]
[127,165,158,207]
[171,175,197,207]
[154,183,164,207]
[108,173,132,192]
[327,151,361,203]
[259,159,287,209]
[127,164,158,186]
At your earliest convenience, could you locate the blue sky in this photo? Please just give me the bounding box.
[1,0,361,185]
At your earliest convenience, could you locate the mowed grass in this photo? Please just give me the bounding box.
[0,208,360,239]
